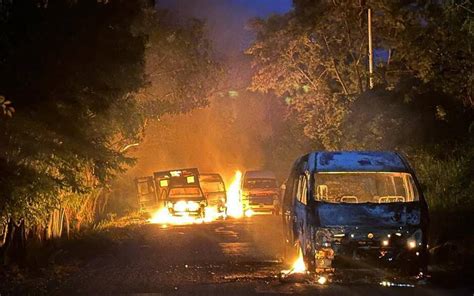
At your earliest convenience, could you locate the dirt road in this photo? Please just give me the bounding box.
[24,216,473,295]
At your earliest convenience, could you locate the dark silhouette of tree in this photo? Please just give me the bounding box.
[0,0,219,263]
[246,0,474,242]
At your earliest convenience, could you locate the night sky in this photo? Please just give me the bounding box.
[158,0,293,56]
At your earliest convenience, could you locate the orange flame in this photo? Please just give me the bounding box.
[281,247,307,275]
[148,207,202,225]
[226,171,243,218]
[291,249,307,273]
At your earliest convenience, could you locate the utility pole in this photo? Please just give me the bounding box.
[368,7,374,89]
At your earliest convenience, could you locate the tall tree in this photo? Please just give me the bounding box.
[247,1,370,148]
[0,0,219,257]
[247,0,473,149]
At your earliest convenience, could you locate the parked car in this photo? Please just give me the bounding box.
[199,173,227,214]
[241,170,280,215]
[282,151,429,280]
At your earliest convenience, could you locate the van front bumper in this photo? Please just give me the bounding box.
[243,196,279,213]
[311,227,428,274]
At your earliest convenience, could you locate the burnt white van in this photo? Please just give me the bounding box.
[241,170,280,215]
[282,151,429,282]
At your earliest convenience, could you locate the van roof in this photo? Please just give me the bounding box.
[306,151,409,173]
[244,170,277,179]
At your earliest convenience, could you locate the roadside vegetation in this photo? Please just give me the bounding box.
[0,215,146,295]
[0,0,218,267]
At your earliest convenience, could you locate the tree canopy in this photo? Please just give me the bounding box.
[247,0,473,150]
[246,0,474,223]
[0,0,219,240]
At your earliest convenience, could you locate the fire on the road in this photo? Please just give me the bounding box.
[280,249,328,285]
[149,207,198,225]
[291,250,307,273]
[282,249,307,275]
[148,206,223,225]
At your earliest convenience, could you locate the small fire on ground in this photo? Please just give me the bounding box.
[281,249,307,275]
[280,248,328,285]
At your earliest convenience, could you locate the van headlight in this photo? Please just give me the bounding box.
[407,229,422,249]
[187,201,201,211]
[407,240,417,249]
[174,201,187,212]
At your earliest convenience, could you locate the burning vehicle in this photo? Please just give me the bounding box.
[241,170,280,215]
[199,173,227,214]
[153,168,207,218]
[281,151,429,282]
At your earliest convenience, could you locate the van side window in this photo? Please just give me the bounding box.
[296,175,308,205]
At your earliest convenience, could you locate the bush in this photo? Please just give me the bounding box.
[410,144,474,243]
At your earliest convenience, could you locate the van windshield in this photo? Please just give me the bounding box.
[244,178,277,189]
[201,181,225,193]
[168,187,202,199]
[314,172,419,203]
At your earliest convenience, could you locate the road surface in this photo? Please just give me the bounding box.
[49,215,470,295]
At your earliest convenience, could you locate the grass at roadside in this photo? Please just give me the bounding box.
[0,212,147,295]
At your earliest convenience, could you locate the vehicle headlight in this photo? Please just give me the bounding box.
[245,209,253,217]
[407,229,422,249]
[174,201,187,212]
[407,240,417,249]
[187,201,200,211]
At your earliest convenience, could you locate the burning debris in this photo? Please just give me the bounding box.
[279,248,329,284]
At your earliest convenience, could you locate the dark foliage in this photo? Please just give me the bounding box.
[247,0,474,246]
[0,0,219,265]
